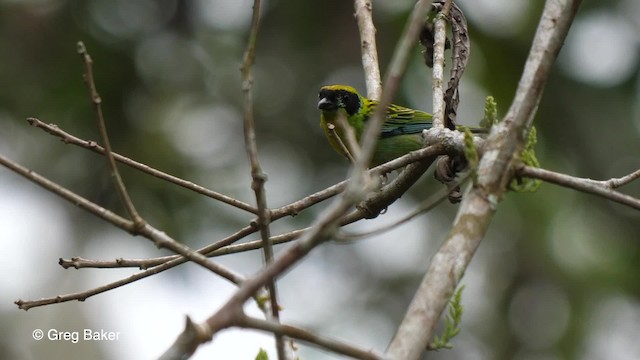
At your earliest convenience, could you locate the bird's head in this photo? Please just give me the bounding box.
[317,85,362,116]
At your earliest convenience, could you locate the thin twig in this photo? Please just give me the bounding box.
[26,118,258,214]
[76,42,144,228]
[16,145,447,312]
[358,0,436,172]
[32,227,258,309]
[599,169,640,189]
[337,111,362,162]
[159,195,358,359]
[354,0,382,99]
[337,172,469,240]
[272,143,445,219]
[386,1,583,358]
[60,144,446,271]
[30,142,444,314]
[27,113,447,268]
[238,315,385,360]
[430,0,452,129]
[327,123,356,163]
[160,3,444,356]
[1,153,248,310]
[518,165,640,210]
[0,153,134,233]
[239,0,289,358]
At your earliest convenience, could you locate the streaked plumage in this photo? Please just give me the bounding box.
[318,85,434,167]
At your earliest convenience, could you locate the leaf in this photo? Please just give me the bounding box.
[428,285,465,351]
[255,348,269,360]
[510,126,542,192]
[480,96,499,129]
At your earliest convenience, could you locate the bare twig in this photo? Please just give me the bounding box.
[77,42,144,228]
[239,0,290,358]
[161,3,442,356]
[518,165,640,210]
[359,0,436,170]
[593,169,640,189]
[327,123,357,163]
[430,0,452,129]
[158,316,211,360]
[1,153,247,310]
[386,1,583,358]
[42,227,259,308]
[337,171,469,240]
[0,153,134,233]
[26,118,258,214]
[336,111,363,162]
[28,114,447,270]
[12,122,445,314]
[239,315,385,360]
[272,143,445,220]
[354,0,382,99]
[17,230,250,310]
[60,144,448,271]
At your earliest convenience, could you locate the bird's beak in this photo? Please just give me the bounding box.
[318,97,337,110]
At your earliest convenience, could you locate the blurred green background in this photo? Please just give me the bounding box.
[1,0,639,359]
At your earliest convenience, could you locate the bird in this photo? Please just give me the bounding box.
[318,84,447,167]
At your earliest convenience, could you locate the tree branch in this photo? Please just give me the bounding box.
[26,117,258,214]
[386,1,583,358]
[518,165,640,210]
[239,315,385,360]
[602,169,640,189]
[77,42,144,228]
[59,144,448,271]
[240,0,291,358]
[1,153,248,310]
[358,0,436,170]
[430,0,452,129]
[55,144,445,320]
[160,2,442,355]
[354,0,382,99]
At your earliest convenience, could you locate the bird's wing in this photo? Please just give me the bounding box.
[380,103,433,138]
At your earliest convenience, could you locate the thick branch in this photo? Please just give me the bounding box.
[386,1,583,359]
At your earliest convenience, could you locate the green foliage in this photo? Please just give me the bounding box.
[477,95,540,192]
[510,126,542,192]
[254,292,270,312]
[255,348,269,360]
[429,285,465,351]
[480,96,499,129]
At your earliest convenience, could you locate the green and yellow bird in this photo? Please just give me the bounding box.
[318,84,437,167]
